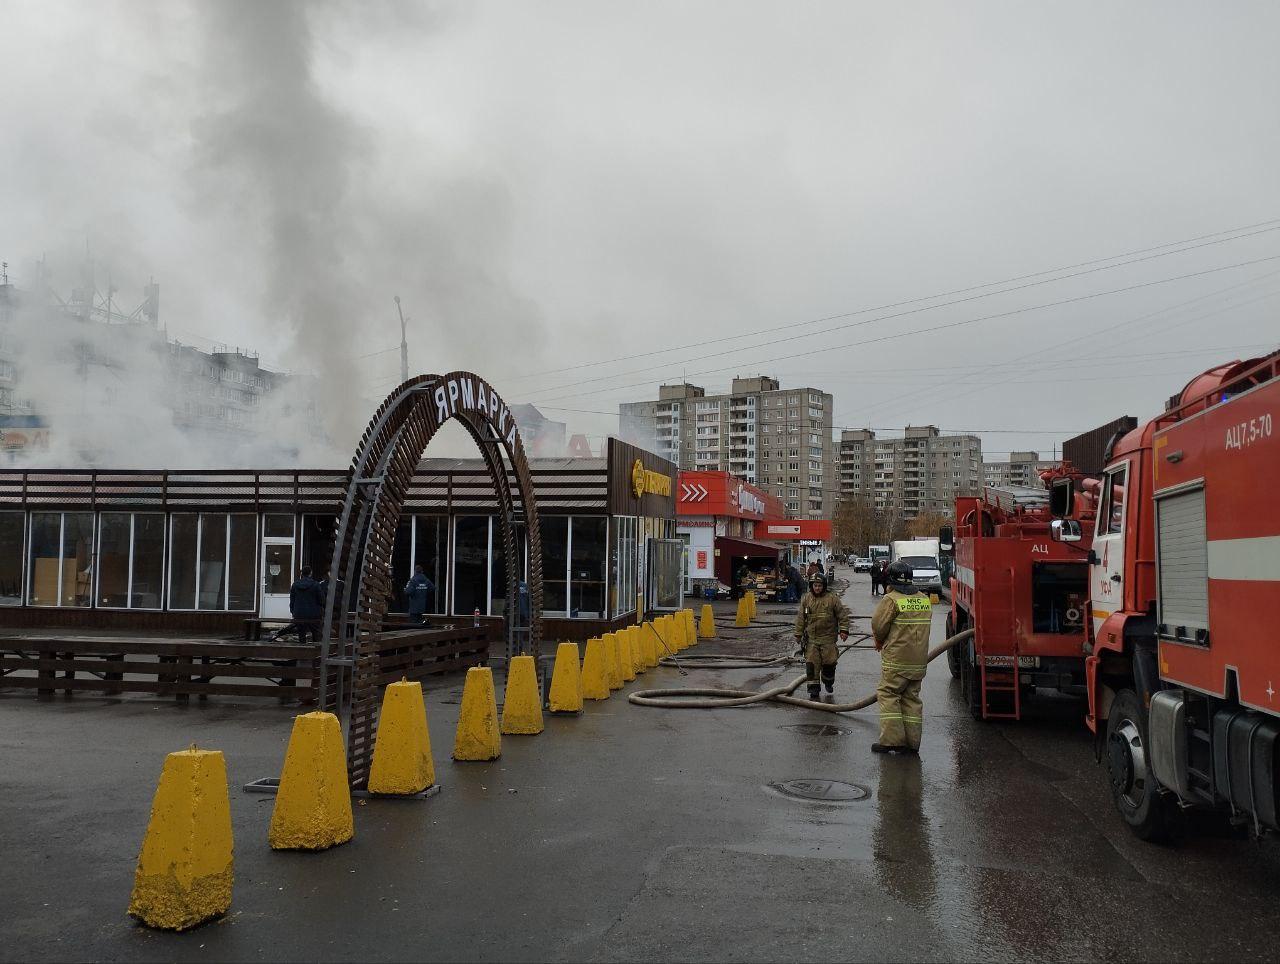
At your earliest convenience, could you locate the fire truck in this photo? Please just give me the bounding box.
[1049,349,1280,839]
[948,476,1094,719]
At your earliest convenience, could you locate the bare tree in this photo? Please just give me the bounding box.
[833,497,892,553]
[905,510,952,540]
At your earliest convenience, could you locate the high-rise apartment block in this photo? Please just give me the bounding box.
[838,425,982,519]
[619,376,835,519]
[982,450,1055,489]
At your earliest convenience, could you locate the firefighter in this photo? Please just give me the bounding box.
[870,560,932,754]
[793,572,851,700]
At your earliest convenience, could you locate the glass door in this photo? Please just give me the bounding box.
[260,514,296,618]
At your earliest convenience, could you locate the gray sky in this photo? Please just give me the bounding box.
[2,0,1278,462]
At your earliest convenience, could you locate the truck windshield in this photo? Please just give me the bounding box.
[900,556,937,569]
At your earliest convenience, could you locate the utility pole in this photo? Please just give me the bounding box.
[394,295,408,384]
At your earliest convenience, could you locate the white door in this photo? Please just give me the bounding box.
[1090,462,1129,639]
[260,513,296,618]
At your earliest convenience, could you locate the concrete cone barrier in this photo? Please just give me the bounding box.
[500,655,545,735]
[683,609,697,648]
[581,637,610,700]
[746,591,757,620]
[734,597,750,627]
[547,641,583,713]
[639,623,659,668]
[672,612,687,650]
[269,712,354,851]
[603,632,623,690]
[128,748,233,931]
[368,679,435,795]
[453,666,502,761]
[628,626,646,675]
[618,632,636,682]
[699,603,717,638]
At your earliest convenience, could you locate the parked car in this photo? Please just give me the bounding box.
[852,556,872,572]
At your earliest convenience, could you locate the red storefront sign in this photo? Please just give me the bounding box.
[677,470,785,521]
[755,519,833,542]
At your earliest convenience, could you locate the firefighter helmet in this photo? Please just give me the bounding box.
[808,572,828,590]
[886,560,914,588]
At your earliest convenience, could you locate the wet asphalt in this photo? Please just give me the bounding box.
[3,573,1280,962]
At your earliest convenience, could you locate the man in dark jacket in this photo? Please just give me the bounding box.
[404,564,435,622]
[870,560,888,596]
[783,563,808,604]
[285,566,325,643]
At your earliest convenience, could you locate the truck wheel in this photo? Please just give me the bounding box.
[959,637,983,720]
[1105,689,1180,843]
[945,614,962,680]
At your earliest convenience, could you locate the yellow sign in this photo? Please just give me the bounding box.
[630,459,671,499]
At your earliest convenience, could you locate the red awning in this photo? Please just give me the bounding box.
[713,536,780,585]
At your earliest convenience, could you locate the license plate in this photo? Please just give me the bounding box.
[1018,656,1040,668]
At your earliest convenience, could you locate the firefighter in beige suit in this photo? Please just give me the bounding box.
[870,560,933,754]
[793,572,851,700]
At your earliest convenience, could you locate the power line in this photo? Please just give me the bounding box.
[504,215,1280,388]
[529,253,1280,407]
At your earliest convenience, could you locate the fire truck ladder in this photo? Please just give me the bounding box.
[977,566,1022,720]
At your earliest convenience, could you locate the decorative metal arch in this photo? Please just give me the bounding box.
[317,372,543,786]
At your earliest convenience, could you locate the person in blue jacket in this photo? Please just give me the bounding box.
[404,564,435,623]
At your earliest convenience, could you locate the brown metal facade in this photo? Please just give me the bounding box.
[1061,416,1139,477]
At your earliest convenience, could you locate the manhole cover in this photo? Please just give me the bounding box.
[770,779,870,802]
[783,723,851,736]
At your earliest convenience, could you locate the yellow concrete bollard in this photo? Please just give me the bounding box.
[639,623,659,668]
[368,679,435,795]
[581,637,610,700]
[269,712,354,851]
[453,666,502,761]
[746,590,757,621]
[734,596,750,627]
[618,631,636,682]
[684,608,697,648]
[700,603,717,638]
[675,611,689,650]
[500,655,545,735]
[603,632,623,690]
[628,625,646,674]
[547,641,584,713]
[128,748,233,931]
[930,593,940,605]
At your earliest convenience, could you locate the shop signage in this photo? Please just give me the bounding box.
[766,523,802,535]
[799,539,823,547]
[680,519,716,527]
[696,550,708,568]
[631,459,672,498]
[432,374,519,446]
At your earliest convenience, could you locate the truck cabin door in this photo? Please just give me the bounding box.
[1091,463,1129,639]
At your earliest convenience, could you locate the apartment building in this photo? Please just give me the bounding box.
[838,425,982,519]
[982,450,1055,489]
[619,376,835,519]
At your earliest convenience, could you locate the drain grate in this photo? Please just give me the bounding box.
[783,723,851,736]
[770,779,870,802]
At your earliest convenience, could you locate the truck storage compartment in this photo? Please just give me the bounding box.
[1212,709,1280,831]
[1030,562,1087,634]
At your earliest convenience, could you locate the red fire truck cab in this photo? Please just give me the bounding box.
[949,478,1093,720]
[1051,349,1280,839]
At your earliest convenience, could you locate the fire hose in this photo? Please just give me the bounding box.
[627,628,974,714]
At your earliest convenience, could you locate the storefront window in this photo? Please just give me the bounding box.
[390,519,412,613]
[198,514,228,610]
[571,517,608,618]
[300,514,337,579]
[170,513,257,612]
[413,516,447,615]
[611,516,637,617]
[540,516,569,617]
[491,522,527,618]
[95,512,166,610]
[27,512,94,608]
[453,516,488,617]
[0,512,24,606]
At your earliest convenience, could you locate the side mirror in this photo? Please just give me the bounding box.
[1050,519,1082,543]
[1049,478,1075,519]
[939,525,953,552]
